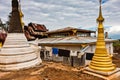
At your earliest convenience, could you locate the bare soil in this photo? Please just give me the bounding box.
[0,54,120,80]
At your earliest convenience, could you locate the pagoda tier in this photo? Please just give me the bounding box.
[0,33,42,70]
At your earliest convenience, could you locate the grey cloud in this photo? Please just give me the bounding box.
[0,0,120,39]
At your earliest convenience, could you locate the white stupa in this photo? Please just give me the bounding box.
[0,0,42,70]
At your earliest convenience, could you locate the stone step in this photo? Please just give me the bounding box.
[1,47,35,55]
[0,57,41,71]
[0,52,38,64]
[0,33,42,70]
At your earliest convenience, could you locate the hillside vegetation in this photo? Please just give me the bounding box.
[113,39,120,54]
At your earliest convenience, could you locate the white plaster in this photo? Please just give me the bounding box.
[0,33,42,70]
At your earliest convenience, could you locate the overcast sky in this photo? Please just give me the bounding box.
[0,0,120,39]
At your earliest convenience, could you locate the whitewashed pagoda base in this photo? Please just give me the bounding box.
[83,67,120,80]
[0,33,42,71]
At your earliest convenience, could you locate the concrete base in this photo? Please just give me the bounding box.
[83,67,120,80]
[0,33,42,71]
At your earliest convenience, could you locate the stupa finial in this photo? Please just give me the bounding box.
[97,0,104,22]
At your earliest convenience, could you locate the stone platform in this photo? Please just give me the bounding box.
[83,67,120,80]
[0,33,42,71]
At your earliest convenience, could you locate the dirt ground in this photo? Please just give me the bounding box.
[113,54,120,67]
[0,54,120,80]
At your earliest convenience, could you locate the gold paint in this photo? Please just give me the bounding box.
[89,0,116,72]
[0,42,2,48]
[72,29,77,36]
[19,1,24,28]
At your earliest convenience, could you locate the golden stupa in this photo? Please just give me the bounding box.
[89,0,116,72]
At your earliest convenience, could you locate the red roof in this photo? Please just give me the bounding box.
[32,23,48,32]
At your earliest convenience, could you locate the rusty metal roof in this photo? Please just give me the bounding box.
[46,27,95,34]
[28,23,48,32]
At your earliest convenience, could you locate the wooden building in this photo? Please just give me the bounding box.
[46,27,95,37]
[29,27,116,67]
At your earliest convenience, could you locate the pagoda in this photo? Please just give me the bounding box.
[83,0,120,79]
[89,0,116,71]
[0,0,42,70]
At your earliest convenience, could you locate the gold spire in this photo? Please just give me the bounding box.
[18,0,24,28]
[89,0,116,72]
[97,0,104,22]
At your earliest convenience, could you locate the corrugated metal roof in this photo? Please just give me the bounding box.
[34,36,116,46]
